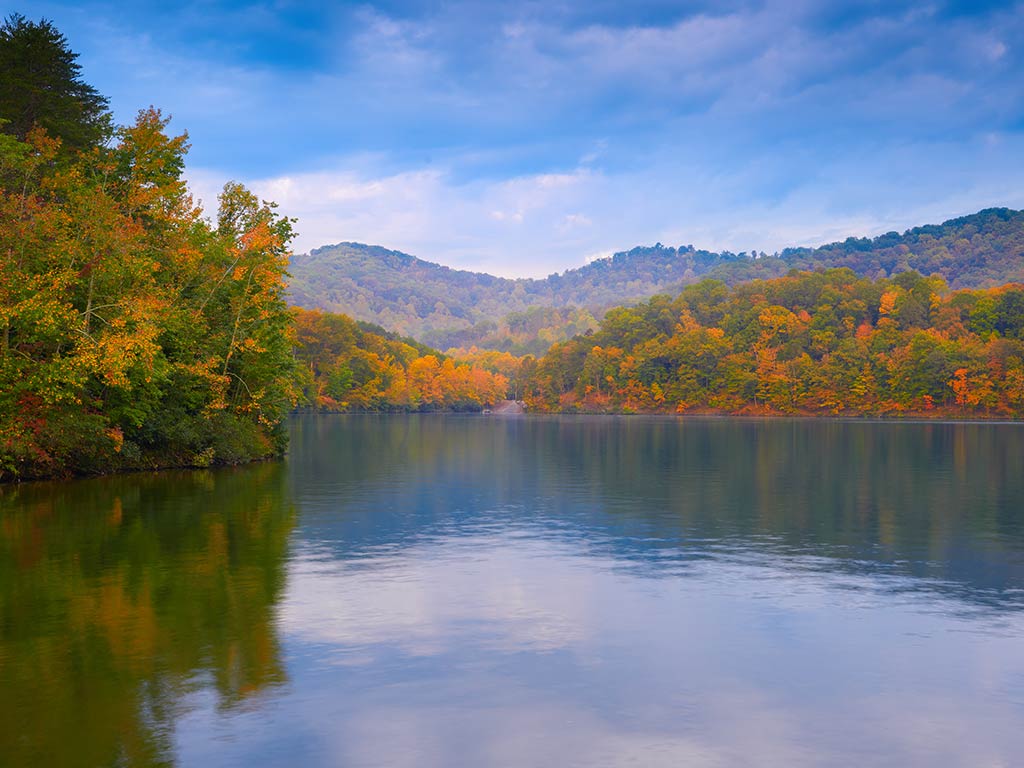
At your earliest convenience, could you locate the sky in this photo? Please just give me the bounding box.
[12,0,1024,277]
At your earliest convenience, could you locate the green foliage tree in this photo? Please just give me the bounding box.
[0,14,111,150]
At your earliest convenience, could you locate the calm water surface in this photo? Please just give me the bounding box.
[2,415,1024,767]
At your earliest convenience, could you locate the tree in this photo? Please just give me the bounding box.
[208,182,298,434]
[0,14,112,151]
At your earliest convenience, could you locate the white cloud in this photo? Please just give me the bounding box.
[561,213,592,230]
[157,1,1024,278]
[186,126,1024,279]
[186,162,612,276]
[583,249,614,264]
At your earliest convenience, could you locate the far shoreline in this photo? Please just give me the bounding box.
[294,409,1024,425]
[7,411,1022,486]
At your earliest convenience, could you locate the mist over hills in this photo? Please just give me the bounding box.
[288,208,1024,354]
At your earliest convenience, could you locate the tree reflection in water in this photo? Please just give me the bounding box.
[0,463,295,767]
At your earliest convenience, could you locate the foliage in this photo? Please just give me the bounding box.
[293,308,508,412]
[439,305,599,356]
[289,209,1024,354]
[0,109,298,480]
[441,347,535,401]
[525,269,1024,417]
[0,14,112,151]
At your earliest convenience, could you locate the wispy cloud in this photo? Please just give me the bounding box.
[187,128,1024,278]
[29,0,1024,273]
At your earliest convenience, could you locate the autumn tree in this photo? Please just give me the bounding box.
[0,103,298,479]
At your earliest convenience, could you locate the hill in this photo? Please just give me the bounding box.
[287,208,1024,352]
[292,308,507,411]
[524,269,1024,417]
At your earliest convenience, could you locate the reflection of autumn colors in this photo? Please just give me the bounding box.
[0,462,294,767]
[290,415,1024,604]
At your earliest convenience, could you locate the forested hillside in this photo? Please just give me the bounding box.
[293,309,507,411]
[524,270,1024,417]
[289,208,1024,352]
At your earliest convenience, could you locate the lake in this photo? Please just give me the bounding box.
[2,415,1024,767]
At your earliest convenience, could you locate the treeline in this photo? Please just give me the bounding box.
[289,209,1024,354]
[525,269,1024,417]
[773,208,1024,289]
[440,347,533,401]
[609,208,1024,292]
[0,16,298,480]
[294,309,508,411]
[288,243,602,350]
[438,305,599,356]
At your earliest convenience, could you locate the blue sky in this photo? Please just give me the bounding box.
[13,0,1024,276]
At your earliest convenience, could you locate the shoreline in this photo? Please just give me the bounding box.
[8,410,1022,485]
[523,407,1023,422]
[0,453,281,487]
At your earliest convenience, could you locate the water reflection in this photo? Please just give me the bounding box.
[268,415,1024,767]
[289,415,1024,610]
[0,463,295,767]
[279,535,1024,767]
[3,415,1024,766]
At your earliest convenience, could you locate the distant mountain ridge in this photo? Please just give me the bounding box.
[287,208,1024,352]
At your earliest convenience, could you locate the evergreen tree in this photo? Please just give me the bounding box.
[0,13,112,151]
